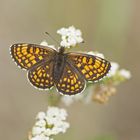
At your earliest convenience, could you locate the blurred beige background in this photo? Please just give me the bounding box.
[0,0,140,140]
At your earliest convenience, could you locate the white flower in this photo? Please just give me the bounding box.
[108,62,119,77]
[43,121,70,136]
[57,26,83,47]
[32,127,45,136]
[60,38,71,47]
[35,120,46,127]
[40,40,56,50]
[119,69,131,79]
[36,112,46,120]
[29,107,70,140]
[88,51,105,58]
[30,135,52,140]
[46,107,67,122]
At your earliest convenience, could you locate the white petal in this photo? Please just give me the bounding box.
[67,37,77,46]
[40,40,56,50]
[108,62,119,77]
[88,51,105,58]
[119,69,131,79]
[60,40,70,47]
[32,127,45,136]
[57,26,83,47]
[30,135,51,140]
[75,29,82,36]
[35,120,46,127]
[40,40,49,46]
[36,112,46,120]
[76,36,83,43]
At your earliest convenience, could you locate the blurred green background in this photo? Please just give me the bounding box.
[0,0,139,140]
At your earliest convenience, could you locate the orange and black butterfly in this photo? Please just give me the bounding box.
[10,43,111,95]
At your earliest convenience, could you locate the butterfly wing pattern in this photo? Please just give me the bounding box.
[10,43,56,90]
[28,61,54,90]
[10,43,55,70]
[67,52,111,82]
[10,44,111,95]
[55,63,86,95]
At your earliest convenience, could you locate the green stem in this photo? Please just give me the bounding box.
[47,89,62,106]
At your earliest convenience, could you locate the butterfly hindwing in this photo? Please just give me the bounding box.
[67,53,111,82]
[10,43,56,70]
[56,62,86,95]
[27,61,54,90]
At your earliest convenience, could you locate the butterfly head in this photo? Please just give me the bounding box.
[58,47,65,54]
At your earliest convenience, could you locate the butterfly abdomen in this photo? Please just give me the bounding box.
[53,53,67,83]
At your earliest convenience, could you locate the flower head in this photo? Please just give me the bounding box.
[119,69,131,79]
[93,85,116,104]
[108,62,119,77]
[30,134,52,140]
[29,107,70,140]
[57,26,83,48]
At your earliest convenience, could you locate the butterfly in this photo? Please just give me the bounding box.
[10,43,111,95]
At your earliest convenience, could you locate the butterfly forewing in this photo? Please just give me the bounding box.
[10,43,56,70]
[67,53,111,82]
[28,61,54,89]
[56,62,86,95]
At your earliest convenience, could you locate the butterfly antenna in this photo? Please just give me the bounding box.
[45,32,60,46]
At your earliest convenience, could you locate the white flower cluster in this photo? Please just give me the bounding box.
[57,26,83,48]
[29,107,70,140]
[108,62,119,77]
[119,69,131,79]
